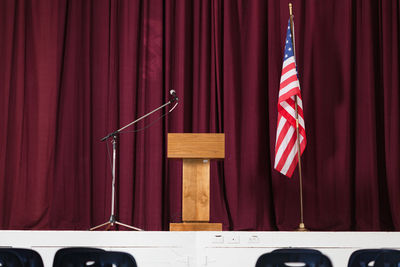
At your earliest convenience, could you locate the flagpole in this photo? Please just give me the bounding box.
[289,3,307,232]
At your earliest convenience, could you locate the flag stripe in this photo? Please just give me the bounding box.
[280,67,298,85]
[274,116,292,160]
[282,56,295,69]
[279,79,300,98]
[275,127,297,172]
[279,101,306,131]
[280,75,299,91]
[278,89,300,104]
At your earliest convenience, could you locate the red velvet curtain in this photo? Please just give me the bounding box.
[0,0,399,231]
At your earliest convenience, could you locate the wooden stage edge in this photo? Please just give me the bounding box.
[1,231,400,267]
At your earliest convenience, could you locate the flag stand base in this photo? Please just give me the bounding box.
[297,222,309,231]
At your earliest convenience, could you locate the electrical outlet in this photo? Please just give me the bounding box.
[211,235,224,243]
[248,235,260,243]
[228,235,240,244]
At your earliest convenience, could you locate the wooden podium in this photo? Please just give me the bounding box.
[168,133,224,231]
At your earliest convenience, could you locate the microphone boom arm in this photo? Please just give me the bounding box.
[101,97,177,142]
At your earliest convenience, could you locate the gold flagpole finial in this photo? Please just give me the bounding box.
[289,3,293,16]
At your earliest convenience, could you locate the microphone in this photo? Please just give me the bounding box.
[170,89,178,102]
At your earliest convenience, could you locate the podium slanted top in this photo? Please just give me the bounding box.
[167,133,225,159]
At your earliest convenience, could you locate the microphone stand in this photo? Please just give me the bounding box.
[90,96,178,231]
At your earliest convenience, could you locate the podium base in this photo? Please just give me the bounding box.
[170,222,222,231]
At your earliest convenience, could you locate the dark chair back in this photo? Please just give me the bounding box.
[256,249,332,267]
[272,248,322,255]
[0,248,44,267]
[347,249,399,267]
[98,251,137,267]
[52,247,105,267]
[0,250,24,267]
[374,250,400,267]
[54,250,137,267]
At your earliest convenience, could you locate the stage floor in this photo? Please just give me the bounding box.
[1,231,400,266]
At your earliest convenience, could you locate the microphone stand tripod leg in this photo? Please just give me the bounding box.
[89,221,112,231]
[115,221,143,231]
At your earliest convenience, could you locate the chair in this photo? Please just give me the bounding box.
[347,249,399,267]
[52,247,105,267]
[0,248,43,267]
[54,250,137,267]
[255,249,332,267]
[0,250,24,267]
[374,250,400,267]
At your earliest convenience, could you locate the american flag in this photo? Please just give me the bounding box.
[274,19,306,177]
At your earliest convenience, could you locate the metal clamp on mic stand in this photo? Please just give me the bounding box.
[90,91,179,231]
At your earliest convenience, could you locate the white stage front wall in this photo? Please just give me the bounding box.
[1,231,400,266]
